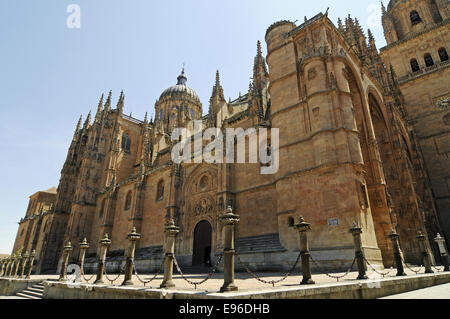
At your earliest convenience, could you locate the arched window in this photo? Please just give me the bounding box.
[121,133,131,153]
[410,10,422,25]
[424,53,434,67]
[156,180,164,202]
[159,109,164,120]
[410,59,420,72]
[438,48,449,62]
[99,199,106,220]
[199,176,208,191]
[124,191,132,211]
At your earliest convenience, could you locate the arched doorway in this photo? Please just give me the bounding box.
[192,220,212,267]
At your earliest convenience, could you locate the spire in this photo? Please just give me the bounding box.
[95,93,104,122]
[104,90,112,111]
[209,70,226,116]
[177,68,187,85]
[367,29,377,52]
[83,111,91,129]
[117,90,124,114]
[337,18,344,32]
[75,115,82,133]
[253,40,269,94]
[257,40,263,57]
[381,1,387,16]
[144,112,148,124]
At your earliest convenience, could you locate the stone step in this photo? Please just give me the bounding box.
[27,286,44,293]
[16,292,41,300]
[21,289,43,298]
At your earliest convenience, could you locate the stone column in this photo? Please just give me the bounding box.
[94,234,111,285]
[78,238,89,274]
[160,220,180,289]
[13,253,22,277]
[26,250,36,279]
[388,229,406,276]
[8,256,16,277]
[295,216,315,285]
[417,232,433,274]
[59,241,73,281]
[122,227,141,286]
[220,206,240,293]
[350,222,368,279]
[20,251,29,278]
[0,258,6,277]
[434,233,449,272]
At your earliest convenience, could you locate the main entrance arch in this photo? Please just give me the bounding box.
[192,220,212,267]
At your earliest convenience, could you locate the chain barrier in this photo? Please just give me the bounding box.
[104,263,125,285]
[363,256,395,278]
[173,254,223,290]
[132,258,165,286]
[401,256,423,274]
[234,251,302,287]
[80,264,96,283]
[432,265,445,272]
[310,255,356,282]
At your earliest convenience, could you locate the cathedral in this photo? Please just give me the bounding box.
[12,0,449,274]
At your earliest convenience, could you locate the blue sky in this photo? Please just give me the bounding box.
[0,0,387,254]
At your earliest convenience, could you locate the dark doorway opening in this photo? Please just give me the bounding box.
[192,220,212,267]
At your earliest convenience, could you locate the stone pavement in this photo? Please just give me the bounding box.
[21,267,445,293]
[380,283,450,299]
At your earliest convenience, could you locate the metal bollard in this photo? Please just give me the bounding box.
[434,233,449,272]
[388,229,406,276]
[78,238,90,272]
[416,232,433,274]
[122,227,141,286]
[350,222,368,280]
[59,241,73,281]
[26,250,36,279]
[295,216,315,285]
[20,251,29,278]
[160,220,180,289]
[220,206,240,293]
[94,234,111,284]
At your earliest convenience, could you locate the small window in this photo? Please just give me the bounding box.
[160,109,164,120]
[410,10,422,25]
[156,180,165,202]
[438,48,449,62]
[410,59,420,72]
[288,217,295,227]
[424,53,434,67]
[121,133,131,153]
[199,176,208,191]
[124,191,132,211]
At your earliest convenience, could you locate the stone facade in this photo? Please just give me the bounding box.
[379,0,450,249]
[11,1,447,274]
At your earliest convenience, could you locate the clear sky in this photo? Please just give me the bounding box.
[0,0,388,254]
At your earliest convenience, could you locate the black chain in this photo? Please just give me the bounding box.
[234,251,302,287]
[132,258,165,286]
[173,254,223,290]
[104,263,125,284]
[400,256,423,274]
[310,255,356,282]
[363,256,395,278]
[80,264,96,282]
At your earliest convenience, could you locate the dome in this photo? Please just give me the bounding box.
[159,70,200,102]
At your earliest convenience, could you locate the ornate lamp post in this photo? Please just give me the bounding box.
[160,220,180,289]
[94,234,111,285]
[220,206,240,293]
[122,227,141,286]
[78,238,90,274]
[434,233,449,272]
[26,250,36,279]
[294,216,315,285]
[59,241,73,281]
[416,232,433,274]
[350,222,368,280]
[20,251,30,278]
[388,229,406,276]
